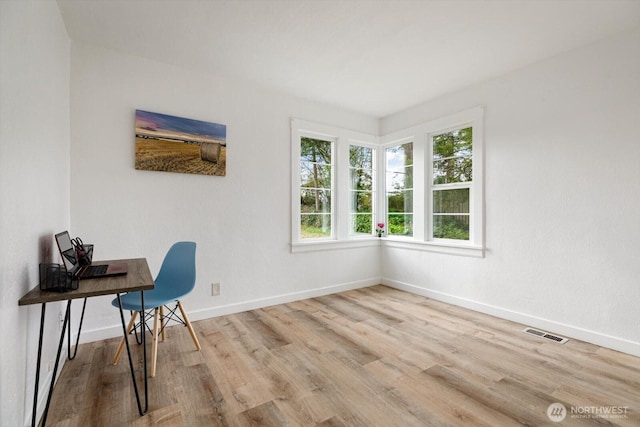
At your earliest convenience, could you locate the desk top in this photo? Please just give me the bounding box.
[18,258,154,306]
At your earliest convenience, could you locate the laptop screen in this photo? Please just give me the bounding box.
[55,231,78,272]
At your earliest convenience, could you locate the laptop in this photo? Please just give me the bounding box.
[55,231,128,279]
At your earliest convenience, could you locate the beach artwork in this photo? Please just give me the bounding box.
[135,109,227,176]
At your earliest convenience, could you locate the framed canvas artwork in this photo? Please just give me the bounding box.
[135,109,227,176]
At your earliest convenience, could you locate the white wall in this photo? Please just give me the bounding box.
[2,8,637,425]
[69,42,380,341]
[380,28,640,356]
[0,2,70,426]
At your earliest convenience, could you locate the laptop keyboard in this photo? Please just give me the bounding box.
[84,265,108,276]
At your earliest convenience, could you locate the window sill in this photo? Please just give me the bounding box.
[291,238,380,253]
[381,238,485,258]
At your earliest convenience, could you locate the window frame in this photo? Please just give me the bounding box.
[429,125,473,243]
[348,141,378,238]
[381,106,484,257]
[291,119,379,253]
[383,139,415,238]
[299,134,335,241]
[291,107,483,257]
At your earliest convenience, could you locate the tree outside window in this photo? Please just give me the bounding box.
[349,145,375,235]
[300,137,333,238]
[386,142,413,236]
[432,127,472,240]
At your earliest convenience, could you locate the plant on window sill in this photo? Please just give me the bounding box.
[375,223,385,238]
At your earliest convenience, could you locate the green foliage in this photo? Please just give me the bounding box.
[301,137,332,189]
[300,137,333,238]
[349,145,374,234]
[433,127,472,184]
[388,214,413,236]
[388,191,413,213]
[433,215,469,240]
[301,214,331,238]
[351,214,372,234]
[301,226,331,238]
[349,145,373,169]
[430,127,472,241]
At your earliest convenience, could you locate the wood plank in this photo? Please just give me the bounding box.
[19,258,154,305]
[44,285,640,426]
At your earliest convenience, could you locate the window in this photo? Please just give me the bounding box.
[291,107,482,256]
[381,106,484,256]
[300,136,333,239]
[431,127,472,240]
[385,142,413,236]
[349,144,375,236]
[291,119,379,251]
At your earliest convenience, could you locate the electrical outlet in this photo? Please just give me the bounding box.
[211,282,220,296]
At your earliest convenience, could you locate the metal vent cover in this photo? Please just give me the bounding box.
[523,327,569,344]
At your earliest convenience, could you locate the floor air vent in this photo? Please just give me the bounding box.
[523,327,569,344]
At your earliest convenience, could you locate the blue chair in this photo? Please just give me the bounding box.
[111,241,201,377]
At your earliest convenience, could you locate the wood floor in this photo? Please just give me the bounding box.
[46,285,639,426]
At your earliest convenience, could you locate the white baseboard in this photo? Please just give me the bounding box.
[187,277,376,322]
[76,276,639,358]
[76,277,378,344]
[383,278,640,357]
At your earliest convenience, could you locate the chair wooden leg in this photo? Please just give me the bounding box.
[113,311,138,365]
[151,308,159,378]
[177,301,201,351]
[159,305,166,342]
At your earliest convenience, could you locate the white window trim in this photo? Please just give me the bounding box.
[380,106,484,256]
[291,107,484,256]
[382,137,418,238]
[347,140,379,238]
[291,118,379,253]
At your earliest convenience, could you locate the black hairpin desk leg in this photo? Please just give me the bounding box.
[31,303,46,427]
[32,300,71,427]
[116,291,148,415]
[67,298,87,360]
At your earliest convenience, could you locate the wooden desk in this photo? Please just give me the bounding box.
[19,258,154,427]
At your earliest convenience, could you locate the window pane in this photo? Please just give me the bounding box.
[301,137,331,164]
[351,191,372,213]
[386,142,413,237]
[387,190,413,213]
[433,127,472,184]
[350,168,372,191]
[349,144,375,237]
[301,189,331,214]
[433,135,454,160]
[433,188,470,213]
[301,214,332,238]
[388,214,413,236]
[301,162,331,188]
[386,143,413,170]
[386,168,413,191]
[433,215,469,240]
[430,126,473,242]
[433,127,472,160]
[433,157,472,184]
[350,214,372,235]
[350,145,373,169]
[300,136,332,239]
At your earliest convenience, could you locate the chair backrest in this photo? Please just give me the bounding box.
[154,241,197,298]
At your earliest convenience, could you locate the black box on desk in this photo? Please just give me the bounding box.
[39,263,78,292]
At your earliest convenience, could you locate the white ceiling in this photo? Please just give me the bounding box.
[57,0,640,118]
